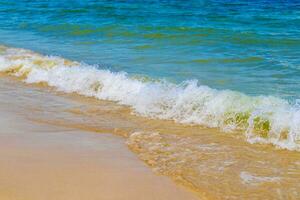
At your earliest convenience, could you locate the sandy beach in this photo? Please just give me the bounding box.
[0,1,299,199]
[1,58,300,199]
[0,77,199,200]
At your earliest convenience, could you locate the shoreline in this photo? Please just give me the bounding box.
[0,76,200,200]
[1,67,300,199]
[0,45,299,152]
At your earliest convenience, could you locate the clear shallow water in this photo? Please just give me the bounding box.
[0,0,300,99]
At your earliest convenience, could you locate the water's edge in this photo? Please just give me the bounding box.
[0,45,299,151]
[1,53,300,200]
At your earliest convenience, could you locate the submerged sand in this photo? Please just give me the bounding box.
[0,77,199,200]
[0,74,300,200]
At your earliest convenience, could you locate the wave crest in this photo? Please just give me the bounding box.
[1,45,299,151]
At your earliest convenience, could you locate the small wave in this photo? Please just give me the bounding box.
[0,45,299,151]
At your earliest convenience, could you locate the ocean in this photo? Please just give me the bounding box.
[0,1,300,199]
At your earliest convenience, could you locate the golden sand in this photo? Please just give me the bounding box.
[0,75,300,200]
[0,77,200,200]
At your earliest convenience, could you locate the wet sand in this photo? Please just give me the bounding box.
[1,71,300,199]
[0,77,200,200]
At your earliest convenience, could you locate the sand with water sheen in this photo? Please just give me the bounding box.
[0,77,200,200]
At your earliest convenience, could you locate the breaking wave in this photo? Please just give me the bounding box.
[0,45,299,151]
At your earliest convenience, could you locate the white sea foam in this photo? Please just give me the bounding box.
[240,171,281,185]
[1,46,300,151]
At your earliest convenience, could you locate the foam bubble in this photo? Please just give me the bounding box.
[240,171,281,185]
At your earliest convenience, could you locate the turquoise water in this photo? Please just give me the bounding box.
[0,0,300,100]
